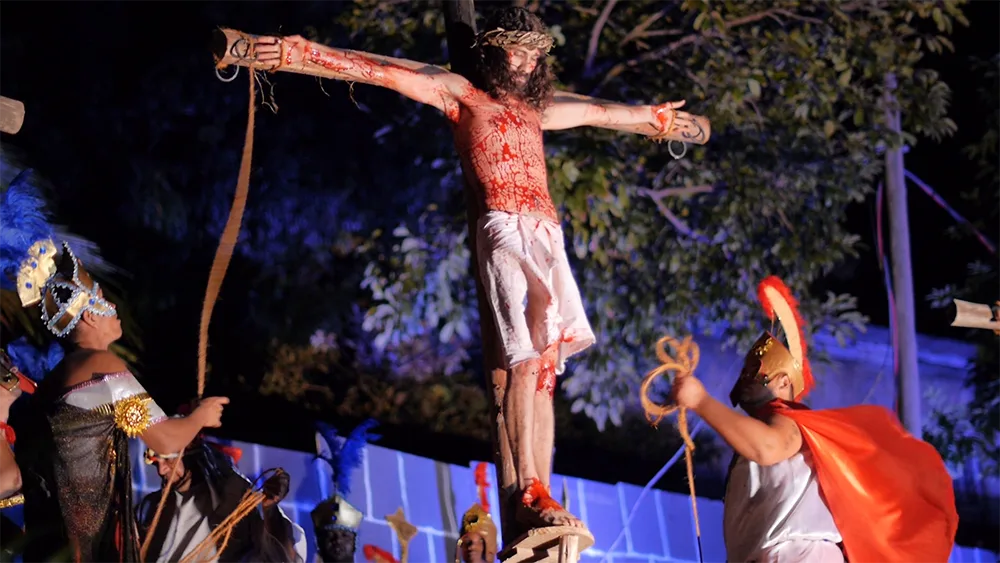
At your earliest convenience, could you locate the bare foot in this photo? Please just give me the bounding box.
[515,479,586,529]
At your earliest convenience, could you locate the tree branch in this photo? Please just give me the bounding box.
[618,8,667,47]
[584,0,619,78]
[640,188,712,243]
[595,8,787,92]
[642,184,714,199]
[773,9,825,26]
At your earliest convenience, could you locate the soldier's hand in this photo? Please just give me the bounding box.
[671,374,707,411]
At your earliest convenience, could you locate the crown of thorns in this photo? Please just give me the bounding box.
[475,28,554,53]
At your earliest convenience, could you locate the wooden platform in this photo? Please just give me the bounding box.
[0,96,25,135]
[498,526,595,563]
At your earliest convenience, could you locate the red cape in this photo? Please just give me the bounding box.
[761,401,958,562]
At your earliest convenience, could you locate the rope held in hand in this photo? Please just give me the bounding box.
[179,490,266,563]
[639,335,701,538]
[140,55,258,563]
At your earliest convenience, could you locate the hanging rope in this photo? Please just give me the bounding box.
[141,57,259,563]
[199,48,259,398]
[639,335,702,542]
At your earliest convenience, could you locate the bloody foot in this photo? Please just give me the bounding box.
[514,478,586,529]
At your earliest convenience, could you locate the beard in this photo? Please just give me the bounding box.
[474,46,555,111]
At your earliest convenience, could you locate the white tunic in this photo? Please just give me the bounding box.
[723,449,842,562]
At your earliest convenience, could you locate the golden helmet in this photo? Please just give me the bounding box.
[456,463,497,563]
[729,276,814,406]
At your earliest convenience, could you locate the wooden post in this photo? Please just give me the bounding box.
[442,0,524,546]
[884,74,922,436]
[0,96,25,135]
[949,299,1000,332]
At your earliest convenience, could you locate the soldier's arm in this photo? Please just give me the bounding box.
[249,35,470,121]
[692,394,802,467]
[541,91,685,136]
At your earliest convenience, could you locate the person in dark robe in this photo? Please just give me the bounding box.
[137,437,305,562]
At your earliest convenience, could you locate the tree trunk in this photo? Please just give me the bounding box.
[442,0,524,545]
[0,96,25,135]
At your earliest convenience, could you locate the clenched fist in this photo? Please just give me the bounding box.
[193,396,229,428]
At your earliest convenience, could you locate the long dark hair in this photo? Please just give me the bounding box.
[472,7,555,111]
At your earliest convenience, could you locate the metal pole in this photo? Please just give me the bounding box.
[883,73,922,436]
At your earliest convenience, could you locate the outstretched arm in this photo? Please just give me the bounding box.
[541,91,684,135]
[542,91,711,144]
[693,394,802,467]
[223,33,469,121]
[673,375,802,467]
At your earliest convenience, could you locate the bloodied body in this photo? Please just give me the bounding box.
[224,5,696,536]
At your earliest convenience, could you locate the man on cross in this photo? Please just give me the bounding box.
[225,5,707,532]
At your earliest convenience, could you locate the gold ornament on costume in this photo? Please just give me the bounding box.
[476,28,554,53]
[113,394,153,437]
[730,276,814,406]
[0,493,25,510]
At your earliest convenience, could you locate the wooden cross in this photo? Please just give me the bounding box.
[0,96,25,135]
[441,0,526,547]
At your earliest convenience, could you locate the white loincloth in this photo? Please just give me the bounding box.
[476,211,595,374]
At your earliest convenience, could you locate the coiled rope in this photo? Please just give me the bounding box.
[639,335,702,540]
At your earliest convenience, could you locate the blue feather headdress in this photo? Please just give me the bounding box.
[0,169,56,292]
[316,418,380,497]
[0,169,117,336]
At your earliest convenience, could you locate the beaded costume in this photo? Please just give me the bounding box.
[1,171,165,561]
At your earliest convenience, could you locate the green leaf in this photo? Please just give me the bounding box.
[824,120,837,139]
[838,69,852,87]
[748,78,762,98]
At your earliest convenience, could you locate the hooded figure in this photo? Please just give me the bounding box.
[137,435,306,562]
